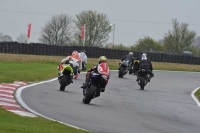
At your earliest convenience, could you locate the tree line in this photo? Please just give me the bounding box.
[1,10,200,56]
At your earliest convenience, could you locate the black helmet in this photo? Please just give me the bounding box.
[80,50,86,53]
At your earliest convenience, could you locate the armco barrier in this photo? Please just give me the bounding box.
[0,42,200,65]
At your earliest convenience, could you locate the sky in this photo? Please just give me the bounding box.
[0,0,200,46]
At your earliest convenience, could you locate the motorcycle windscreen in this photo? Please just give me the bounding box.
[97,62,110,76]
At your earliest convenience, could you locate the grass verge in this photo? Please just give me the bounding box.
[194,89,200,102]
[0,108,89,133]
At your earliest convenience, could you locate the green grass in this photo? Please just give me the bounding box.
[0,62,58,83]
[194,89,200,102]
[0,108,89,133]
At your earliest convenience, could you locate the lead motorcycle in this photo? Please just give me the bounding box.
[118,60,133,78]
[82,66,110,104]
[58,64,73,91]
[137,68,150,90]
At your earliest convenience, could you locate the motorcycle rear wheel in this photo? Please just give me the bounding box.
[83,85,97,104]
[59,75,69,91]
[139,77,145,90]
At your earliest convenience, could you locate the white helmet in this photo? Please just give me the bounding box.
[129,52,133,55]
[142,53,147,60]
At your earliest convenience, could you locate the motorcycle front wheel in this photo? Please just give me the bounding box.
[118,67,124,78]
[60,85,65,91]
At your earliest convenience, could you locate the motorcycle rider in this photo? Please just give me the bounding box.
[119,52,135,73]
[133,55,141,75]
[60,50,82,81]
[136,53,154,82]
[79,50,87,71]
[81,56,110,96]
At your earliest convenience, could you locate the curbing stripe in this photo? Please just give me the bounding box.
[0,94,14,98]
[0,85,16,90]
[0,87,16,91]
[2,83,21,87]
[0,102,21,107]
[0,90,14,93]
[0,98,15,102]
[2,106,26,111]
[0,81,38,117]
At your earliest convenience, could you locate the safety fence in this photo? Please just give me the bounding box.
[0,42,200,65]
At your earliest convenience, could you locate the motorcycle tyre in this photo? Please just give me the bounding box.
[83,85,97,104]
[60,85,66,91]
[118,67,124,78]
[140,77,145,90]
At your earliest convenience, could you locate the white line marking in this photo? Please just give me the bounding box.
[9,110,37,117]
[0,98,15,102]
[0,102,20,107]
[16,77,89,131]
[0,94,14,98]
[0,90,14,93]
[191,87,200,107]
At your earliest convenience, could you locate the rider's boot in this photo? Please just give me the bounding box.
[148,73,154,82]
[136,73,139,81]
[74,74,78,79]
[81,78,89,89]
[58,71,63,80]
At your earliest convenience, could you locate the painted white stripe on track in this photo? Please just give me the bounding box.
[0,94,14,98]
[0,102,20,107]
[0,98,15,102]
[0,90,14,93]
[16,75,90,131]
[191,87,200,107]
[9,110,37,117]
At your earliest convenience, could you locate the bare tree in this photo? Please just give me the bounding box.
[16,34,28,43]
[39,14,73,45]
[163,19,196,54]
[74,10,112,47]
[0,34,13,42]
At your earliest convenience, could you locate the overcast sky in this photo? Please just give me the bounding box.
[0,0,200,45]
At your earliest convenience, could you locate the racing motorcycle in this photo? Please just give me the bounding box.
[82,65,110,104]
[58,64,73,91]
[118,60,133,78]
[137,68,150,90]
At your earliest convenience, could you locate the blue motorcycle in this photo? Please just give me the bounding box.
[82,72,109,104]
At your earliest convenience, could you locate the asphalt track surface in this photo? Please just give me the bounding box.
[19,71,200,133]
